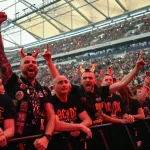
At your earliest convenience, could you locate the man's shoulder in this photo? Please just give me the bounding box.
[4,73,24,97]
[5,73,19,87]
[111,93,122,101]
[49,95,58,103]
[71,84,80,90]
[95,85,109,96]
[70,84,81,94]
[42,86,51,94]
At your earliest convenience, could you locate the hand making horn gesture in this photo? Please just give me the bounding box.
[100,69,105,78]
[136,50,146,70]
[42,44,52,61]
[0,12,7,25]
[107,66,114,77]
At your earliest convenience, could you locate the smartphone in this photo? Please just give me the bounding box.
[146,71,150,77]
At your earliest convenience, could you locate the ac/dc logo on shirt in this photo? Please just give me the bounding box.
[93,103,104,124]
[96,97,102,102]
[57,107,77,123]
[104,101,121,118]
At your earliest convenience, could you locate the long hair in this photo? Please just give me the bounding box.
[119,86,136,112]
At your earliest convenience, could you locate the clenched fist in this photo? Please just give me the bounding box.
[0,12,7,24]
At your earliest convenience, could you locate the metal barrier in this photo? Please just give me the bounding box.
[7,118,150,150]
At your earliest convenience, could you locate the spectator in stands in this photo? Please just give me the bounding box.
[7,12,150,64]
[133,76,150,118]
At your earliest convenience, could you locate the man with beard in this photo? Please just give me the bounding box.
[0,12,55,150]
[47,75,92,150]
[101,75,130,121]
[100,74,135,150]
[80,53,145,123]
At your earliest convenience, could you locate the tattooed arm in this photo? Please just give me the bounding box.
[0,12,13,85]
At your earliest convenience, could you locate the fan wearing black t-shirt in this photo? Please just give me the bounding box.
[80,72,134,124]
[46,75,92,150]
[0,94,16,149]
[50,76,92,136]
[134,76,150,118]
[0,80,16,149]
[102,93,127,119]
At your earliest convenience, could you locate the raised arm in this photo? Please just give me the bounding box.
[0,12,12,85]
[138,76,150,102]
[110,51,145,93]
[42,44,60,78]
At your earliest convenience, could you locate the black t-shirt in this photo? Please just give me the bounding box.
[127,99,141,115]
[47,85,85,123]
[102,93,126,118]
[0,94,16,129]
[141,98,150,117]
[4,73,48,136]
[79,85,109,124]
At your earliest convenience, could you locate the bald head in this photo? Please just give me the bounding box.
[53,75,68,85]
[20,56,36,66]
[53,75,70,95]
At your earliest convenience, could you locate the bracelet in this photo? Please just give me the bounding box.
[43,134,52,141]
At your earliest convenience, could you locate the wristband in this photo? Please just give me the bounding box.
[44,134,52,141]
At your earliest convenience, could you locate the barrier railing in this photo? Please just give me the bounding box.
[7,118,150,150]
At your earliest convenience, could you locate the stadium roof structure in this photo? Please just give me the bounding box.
[0,0,150,50]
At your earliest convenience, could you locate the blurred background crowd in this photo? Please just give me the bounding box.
[7,13,150,64]
[5,12,150,92]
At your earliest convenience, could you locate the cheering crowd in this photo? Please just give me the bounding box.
[7,11,150,64]
[1,12,150,150]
